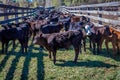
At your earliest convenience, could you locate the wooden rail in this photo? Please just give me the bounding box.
[59,2,120,26]
[0,4,36,24]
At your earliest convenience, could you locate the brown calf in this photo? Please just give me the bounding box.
[105,27,120,55]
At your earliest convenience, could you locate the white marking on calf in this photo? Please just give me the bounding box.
[17,27,22,31]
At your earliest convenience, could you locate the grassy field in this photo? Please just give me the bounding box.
[0,38,120,80]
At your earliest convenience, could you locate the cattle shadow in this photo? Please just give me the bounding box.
[86,47,120,62]
[85,38,120,61]
[55,60,117,68]
[99,48,120,62]
[0,43,47,80]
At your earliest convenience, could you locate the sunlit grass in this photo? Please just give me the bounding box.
[12,57,25,80]
[0,55,15,80]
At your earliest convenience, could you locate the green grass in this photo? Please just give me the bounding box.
[0,38,120,80]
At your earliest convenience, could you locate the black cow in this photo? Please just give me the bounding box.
[59,16,71,31]
[49,16,59,24]
[40,23,63,34]
[33,30,83,64]
[0,22,30,54]
[1,23,18,50]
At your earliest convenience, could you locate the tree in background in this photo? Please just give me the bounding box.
[0,0,44,7]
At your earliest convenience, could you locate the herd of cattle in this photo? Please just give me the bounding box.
[0,10,120,64]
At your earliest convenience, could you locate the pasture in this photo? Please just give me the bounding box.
[0,38,120,80]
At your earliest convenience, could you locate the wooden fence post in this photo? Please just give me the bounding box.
[22,9,24,17]
[15,9,19,23]
[80,8,82,15]
[4,6,8,21]
[27,9,29,16]
[118,7,120,21]
[30,9,32,16]
[87,7,90,22]
[98,7,102,25]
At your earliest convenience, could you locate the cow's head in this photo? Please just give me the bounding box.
[103,25,111,36]
[58,21,64,28]
[33,33,42,45]
[8,23,16,28]
[80,16,88,24]
[33,32,46,46]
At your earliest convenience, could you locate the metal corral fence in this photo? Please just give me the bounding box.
[0,3,36,24]
[59,2,120,26]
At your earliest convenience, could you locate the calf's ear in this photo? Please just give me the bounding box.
[40,34,42,37]
[39,33,43,37]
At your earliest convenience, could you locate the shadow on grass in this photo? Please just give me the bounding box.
[0,55,10,72]
[55,60,117,68]
[0,41,20,74]
[87,47,120,62]
[5,52,21,80]
[0,43,47,80]
[99,49,120,61]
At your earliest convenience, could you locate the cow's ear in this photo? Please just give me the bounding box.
[59,22,63,25]
[39,33,42,37]
[1,24,7,29]
[112,31,114,34]
[1,24,6,27]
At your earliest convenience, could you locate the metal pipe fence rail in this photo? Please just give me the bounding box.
[59,2,120,26]
[0,4,36,24]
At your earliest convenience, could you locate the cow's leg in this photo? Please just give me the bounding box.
[23,40,28,53]
[19,41,24,54]
[32,30,36,41]
[89,38,92,49]
[112,43,117,55]
[25,43,27,53]
[21,44,24,54]
[79,44,82,54]
[99,37,104,53]
[29,29,32,38]
[13,40,15,49]
[32,33,34,41]
[39,46,44,50]
[93,42,96,54]
[2,42,4,54]
[25,39,28,53]
[48,50,52,59]
[74,46,80,62]
[12,40,15,53]
[97,42,100,54]
[83,38,86,52]
[105,40,109,54]
[118,42,120,54]
[5,42,9,54]
[52,50,56,64]
[116,42,119,54]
